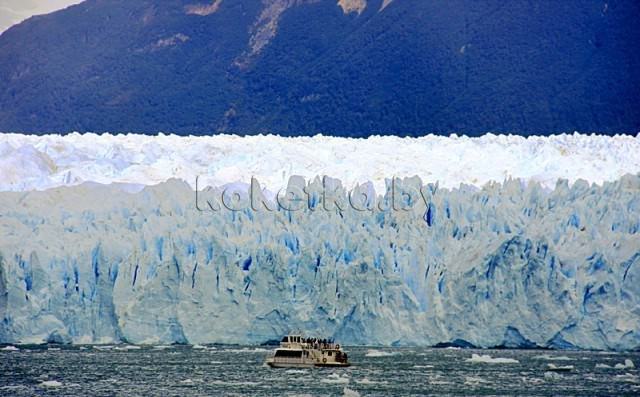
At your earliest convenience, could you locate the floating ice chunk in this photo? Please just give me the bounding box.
[544,371,563,380]
[153,345,172,350]
[93,345,114,350]
[192,345,219,351]
[466,354,519,364]
[365,349,396,357]
[615,359,635,369]
[522,377,545,385]
[343,387,361,397]
[115,345,141,350]
[547,364,574,372]
[464,376,488,385]
[355,377,387,385]
[1,346,19,351]
[40,380,63,388]
[322,373,350,384]
[597,359,635,369]
[533,354,573,361]
[412,365,434,369]
[48,347,61,351]
[615,373,639,383]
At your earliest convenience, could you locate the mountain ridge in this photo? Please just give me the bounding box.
[0,0,639,136]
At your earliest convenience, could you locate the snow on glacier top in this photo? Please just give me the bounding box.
[0,132,638,192]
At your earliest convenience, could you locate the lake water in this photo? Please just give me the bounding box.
[1,345,639,396]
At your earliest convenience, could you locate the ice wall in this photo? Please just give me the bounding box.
[1,133,639,192]
[1,175,639,349]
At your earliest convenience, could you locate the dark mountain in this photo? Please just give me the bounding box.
[0,0,639,136]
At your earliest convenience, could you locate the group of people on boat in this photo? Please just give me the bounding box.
[301,337,339,350]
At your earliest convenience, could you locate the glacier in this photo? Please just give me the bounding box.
[1,133,639,349]
[1,132,640,193]
[0,171,639,349]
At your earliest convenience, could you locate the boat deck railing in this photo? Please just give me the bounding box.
[304,342,340,350]
[283,338,341,351]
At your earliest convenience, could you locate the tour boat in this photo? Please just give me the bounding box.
[265,334,350,368]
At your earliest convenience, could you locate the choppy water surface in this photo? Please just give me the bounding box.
[1,346,639,396]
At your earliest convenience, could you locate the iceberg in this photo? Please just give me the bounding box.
[598,359,636,369]
[544,371,563,380]
[617,359,635,369]
[546,364,574,371]
[322,374,350,384]
[465,354,519,364]
[343,387,361,397]
[114,345,141,351]
[365,349,397,357]
[354,377,387,385]
[0,134,639,350]
[39,381,63,388]
[532,354,573,361]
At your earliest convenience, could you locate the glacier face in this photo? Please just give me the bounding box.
[1,132,640,193]
[1,175,639,349]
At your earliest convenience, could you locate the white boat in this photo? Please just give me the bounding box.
[265,334,350,368]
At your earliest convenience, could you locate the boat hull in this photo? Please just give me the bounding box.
[267,361,315,368]
[267,361,351,368]
[313,363,351,368]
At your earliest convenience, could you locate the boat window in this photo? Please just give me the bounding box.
[281,336,288,343]
[328,351,332,356]
[274,350,303,358]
